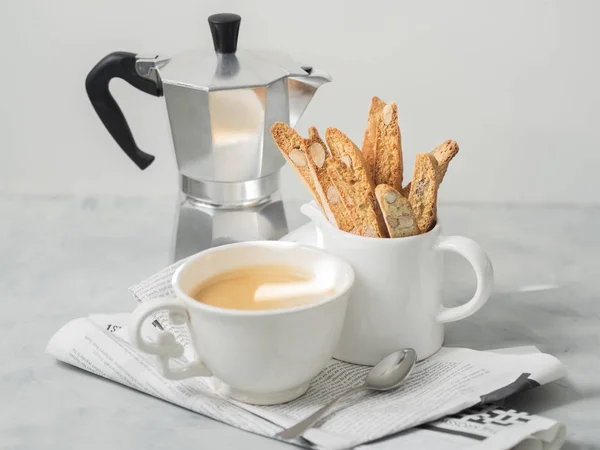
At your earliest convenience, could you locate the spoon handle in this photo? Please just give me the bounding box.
[275,385,366,440]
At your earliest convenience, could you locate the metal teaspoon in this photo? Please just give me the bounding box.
[275,348,418,440]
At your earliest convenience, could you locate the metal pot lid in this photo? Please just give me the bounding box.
[157,13,310,91]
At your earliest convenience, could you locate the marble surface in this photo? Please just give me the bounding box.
[1,193,599,450]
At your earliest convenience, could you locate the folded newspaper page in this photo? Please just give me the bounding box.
[368,405,565,450]
[46,313,565,450]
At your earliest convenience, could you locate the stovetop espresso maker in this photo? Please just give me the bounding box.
[86,13,330,260]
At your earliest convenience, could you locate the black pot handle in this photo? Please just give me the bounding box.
[85,51,163,170]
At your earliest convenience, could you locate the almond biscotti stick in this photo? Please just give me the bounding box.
[373,102,403,191]
[431,139,459,183]
[304,127,357,234]
[408,153,439,233]
[270,122,325,212]
[361,96,385,178]
[325,127,388,237]
[402,139,459,195]
[327,160,388,238]
[375,184,420,238]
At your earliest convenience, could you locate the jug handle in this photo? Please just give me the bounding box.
[85,51,163,170]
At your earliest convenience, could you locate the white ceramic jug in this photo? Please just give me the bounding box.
[302,201,494,364]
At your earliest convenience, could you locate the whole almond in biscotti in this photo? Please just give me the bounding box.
[304,127,357,234]
[327,160,388,238]
[375,184,420,238]
[270,122,325,212]
[373,102,403,191]
[408,153,439,233]
[431,139,459,184]
[361,96,385,179]
[308,126,332,156]
[325,127,388,237]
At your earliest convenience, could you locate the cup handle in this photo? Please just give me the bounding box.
[434,236,494,323]
[130,297,212,380]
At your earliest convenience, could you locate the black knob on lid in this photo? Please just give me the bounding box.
[208,13,241,54]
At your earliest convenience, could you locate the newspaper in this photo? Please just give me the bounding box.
[46,312,566,450]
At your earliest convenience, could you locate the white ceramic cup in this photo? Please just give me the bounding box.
[302,201,494,365]
[129,241,354,405]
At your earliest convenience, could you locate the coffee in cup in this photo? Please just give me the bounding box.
[190,265,332,311]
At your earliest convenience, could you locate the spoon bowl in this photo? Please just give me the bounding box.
[366,348,417,390]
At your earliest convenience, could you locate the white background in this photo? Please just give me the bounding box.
[2,0,599,204]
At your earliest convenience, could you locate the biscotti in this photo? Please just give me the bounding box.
[304,127,357,234]
[373,102,403,191]
[327,159,388,238]
[270,122,326,213]
[402,139,458,195]
[269,95,461,239]
[325,127,389,237]
[361,97,403,191]
[408,153,439,232]
[361,96,385,180]
[375,184,420,238]
[431,139,459,184]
